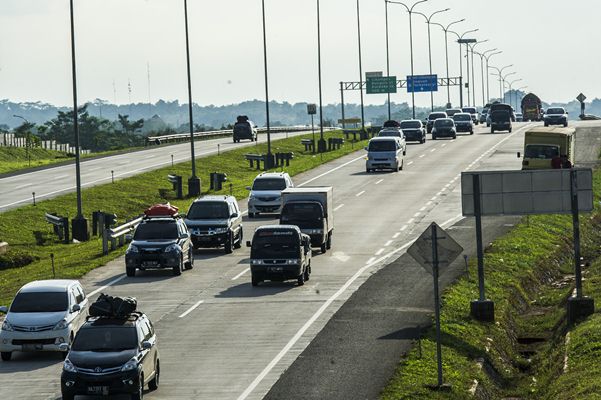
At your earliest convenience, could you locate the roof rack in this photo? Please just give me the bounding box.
[86,311,144,322]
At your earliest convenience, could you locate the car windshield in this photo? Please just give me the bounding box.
[525,145,560,159]
[547,108,565,115]
[281,203,323,228]
[429,113,446,120]
[72,327,138,352]
[251,231,299,259]
[368,140,397,152]
[10,292,68,313]
[252,178,287,191]
[400,121,421,129]
[435,119,454,127]
[378,130,401,137]
[187,201,230,219]
[134,221,178,240]
[462,108,476,114]
[454,114,471,121]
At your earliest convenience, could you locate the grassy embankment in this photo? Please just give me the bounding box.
[0,147,73,174]
[0,131,368,306]
[380,168,601,399]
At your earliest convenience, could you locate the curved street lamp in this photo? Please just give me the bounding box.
[501,71,517,103]
[448,28,478,107]
[474,48,497,107]
[508,77,522,109]
[468,40,488,107]
[431,18,464,107]
[482,50,502,103]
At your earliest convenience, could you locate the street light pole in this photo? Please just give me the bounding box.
[501,70,516,103]
[468,40,488,108]
[516,85,528,111]
[432,19,464,107]
[506,76,520,108]
[475,48,497,107]
[261,0,274,168]
[183,0,201,195]
[356,0,365,130]
[69,0,88,241]
[415,8,450,111]
[384,0,391,120]
[316,0,327,153]
[388,0,429,119]
[483,50,501,104]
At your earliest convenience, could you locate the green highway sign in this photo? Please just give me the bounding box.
[366,76,397,94]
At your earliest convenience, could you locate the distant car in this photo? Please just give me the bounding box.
[399,120,426,143]
[382,120,401,129]
[515,113,523,122]
[452,113,474,134]
[61,310,159,400]
[480,108,489,124]
[461,107,479,125]
[365,137,405,172]
[489,103,513,133]
[544,107,568,127]
[426,112,448,133]
[233,115,257,143]
[184,195,243,254]
[0,280,88,361]
[432,118,457,140]
[125,205,194,277]
[445,108,462,117]
[246,172,294,218]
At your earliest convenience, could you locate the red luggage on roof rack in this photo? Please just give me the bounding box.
[144,203,179,217]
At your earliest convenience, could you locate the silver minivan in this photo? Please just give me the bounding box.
[0,280,88,361]
[246,172,294,218]
[365,137,404,172]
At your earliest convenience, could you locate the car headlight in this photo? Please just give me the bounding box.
[1,320,14,332]
[214,227,228,234]
[307,229,323,235]
[164,244,180,253]
[286,259,300,265]
[126,245,139,253]
[53,319,68,331]
[251,259,264,265]
[63,359,78,373]
[121,357,138,372]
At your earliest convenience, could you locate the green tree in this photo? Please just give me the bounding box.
[117,114,144,134]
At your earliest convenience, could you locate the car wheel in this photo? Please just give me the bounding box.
[234,228,243,249]
[432,134,437,140]
[173,256,183,276]
[304,263,311,281]
[403,149,407,156]
[544,123,549,127]
[453,135,457,139]
[251,273,260,287]
[1,352,12,361]
[126,267,136,277]
[184,250,194,270]
[470,130,474,135]
[509,128,513,133]
[399,159,404,171]
[131,374,144,400]
[326,233,332,250]
[297,272,305,286]
[320,243,327,254]
[224,232,234,254]
[149,360,160,391]
[366,168,371,173]
[491,129,495,134]
[564,123,568,127]
[61,392,75,400]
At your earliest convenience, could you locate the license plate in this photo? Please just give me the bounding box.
[143,261,158,267]
[88,386,109,395]
[269,267,283,272]
[22,344,43,351]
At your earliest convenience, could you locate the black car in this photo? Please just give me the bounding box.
[184,195,243,254]
[61,312,159,400]
[544,107,568,127]
[452,113,474,134]
[489,103,513,133]
[426,112,448,133]
[432,118,457,140]
[125,213,193,277]
[400,119,426,143]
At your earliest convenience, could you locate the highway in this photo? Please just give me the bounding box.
[1,121,598,400]
[0,130,314,212]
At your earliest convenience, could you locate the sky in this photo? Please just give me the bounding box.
[0,0,599,109]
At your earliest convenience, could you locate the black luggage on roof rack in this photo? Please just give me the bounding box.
[89,293,137,318]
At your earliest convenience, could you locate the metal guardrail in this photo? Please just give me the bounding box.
[44,213,70,244]
[167,174,184,199]
[102,216,143,255]
[146,126,336,146]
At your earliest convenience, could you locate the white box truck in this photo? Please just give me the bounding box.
[280,187,333,253]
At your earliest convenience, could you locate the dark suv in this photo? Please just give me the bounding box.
[184,195,243,253]
[432,118,457,140]
[125,214,193,277]
[60,312,159,400]
[426,112,448,133]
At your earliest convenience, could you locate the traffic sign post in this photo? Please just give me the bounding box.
[407,75,438,93]
[408,222,463,390]
[366,76,397,94]
[307,104,317,153]
[577,93,586,117]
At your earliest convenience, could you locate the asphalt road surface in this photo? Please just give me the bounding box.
[1,121,598,400]
[0,130,314,212]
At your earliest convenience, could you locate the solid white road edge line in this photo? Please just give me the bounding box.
[356,191,365,197]
[236,213,465,400]
[232,268,250,281]
[178,300,204,318]
[88,275,127,298]
[334,204,345,211]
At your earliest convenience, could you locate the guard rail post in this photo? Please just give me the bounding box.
[167,174,183,199]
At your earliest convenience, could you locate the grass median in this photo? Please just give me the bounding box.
[380,169,601,399]
[0,130,368,306]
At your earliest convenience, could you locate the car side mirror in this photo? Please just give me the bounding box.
[231,213,239,218]
[517,152,521,158]
[180,213,187,219]
[0,306,7,314]
[71,304,81,313]
[245,186,252,191]
[142,341,152,350]
[246,241,252,248]
[59,343,70,353]
[364,147,368,151]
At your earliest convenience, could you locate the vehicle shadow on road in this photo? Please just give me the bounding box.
[215,282,295,298]
[193,249,228,260]
[0,352,62,373]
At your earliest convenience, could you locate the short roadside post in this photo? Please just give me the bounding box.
[408,222,463,390]
[576,93,586,118]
